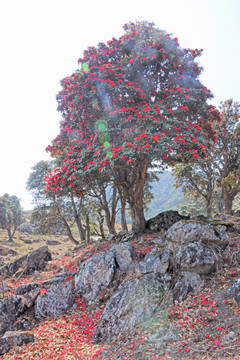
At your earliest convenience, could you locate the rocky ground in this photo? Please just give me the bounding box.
[0,216,240,360]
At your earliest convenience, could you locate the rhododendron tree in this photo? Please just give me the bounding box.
[46,21,220,232]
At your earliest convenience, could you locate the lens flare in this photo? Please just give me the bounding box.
[104,141,110,148]
[82,62,89,72]
[98,122,107,131]
[96,121,112,158]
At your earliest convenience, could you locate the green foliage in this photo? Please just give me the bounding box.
[177,196,207,217]
[0,194,24,241]
[26,160,53,204]
[173,99,240,216]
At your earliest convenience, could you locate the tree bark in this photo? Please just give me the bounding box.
[85,214,90,244]
[206,197,213,218]
[71,194,85,243]
[61,216,79,245]
[55,203,79,245]
[129,201,146,232]
[98,183,117,235]
[119,189,128,232]
[223,187,234,215]
[7,228,14,242]
[115,156,149,233]
[98,211,106,240]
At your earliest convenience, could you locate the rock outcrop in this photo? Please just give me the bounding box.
[136,248,171,275]
[91,220,230,343]
[146,210,189,232]
[0,216,234,354]
[166,221,229,249]
[0,331,34,355]
[110,242,135,271]
[0,246,52,278]
[34,281,74,321]
[92,273,166,343]
[75,251,116,303]
[17,223,34,235]
[228,278,240,305]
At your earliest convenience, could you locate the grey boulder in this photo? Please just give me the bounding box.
[91,273,166,343]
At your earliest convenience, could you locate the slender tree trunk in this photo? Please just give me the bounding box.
[223,190,233,215]
[104,206,115,234]
[85,214,90,243]
[71,194,85,242]
[206,198,213,218]
[7,228,13,242]
[98,212,106,240]
[117,185,128,232]
[55,203,79,245]
[120,192,128,232]
[110,185,118,233]
[101,186,117,234]
[61,217,79,245]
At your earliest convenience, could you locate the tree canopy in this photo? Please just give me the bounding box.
[44,21,220,231]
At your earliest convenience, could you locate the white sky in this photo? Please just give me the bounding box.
[1,0,240,210]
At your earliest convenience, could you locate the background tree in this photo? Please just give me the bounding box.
[173,156,217,217]
[214,99,240,214]
[26,160,53,205]
[27,161,84,244]
[0,194,24,242]
[173,99,240,216]
[45,21,219,232]
[27,161,114,242]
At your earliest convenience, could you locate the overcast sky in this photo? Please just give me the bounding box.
[1,0,240,210]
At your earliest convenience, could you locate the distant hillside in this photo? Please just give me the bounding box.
[145,171,183,219]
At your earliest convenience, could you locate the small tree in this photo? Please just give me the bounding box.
[214,99,240,214]
[27,161,85,244]
[46,21,219,232]
[26,160,53,205]
[0,194,24,242]
[173,156,217,217]
[173,99,240,216]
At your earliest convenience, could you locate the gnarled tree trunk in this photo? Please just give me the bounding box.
[115,156,149,233]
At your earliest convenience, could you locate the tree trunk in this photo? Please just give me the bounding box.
[206,197,213,218]
[110,185,118,233]
[71,194,85,243]
[223,189,233,215]
[55,203,79,245]
[117,186,128,232]
[103,206,115,234]
[7,228,14,242]
[120,196,128,232]
[116,156,149,233]
[85,214,90,244]
[102,186,117,235]
[98,212,106,240]
[61,217,79,245]
[129,201,146,232]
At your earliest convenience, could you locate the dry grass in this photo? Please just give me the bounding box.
[0,230,77,262]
